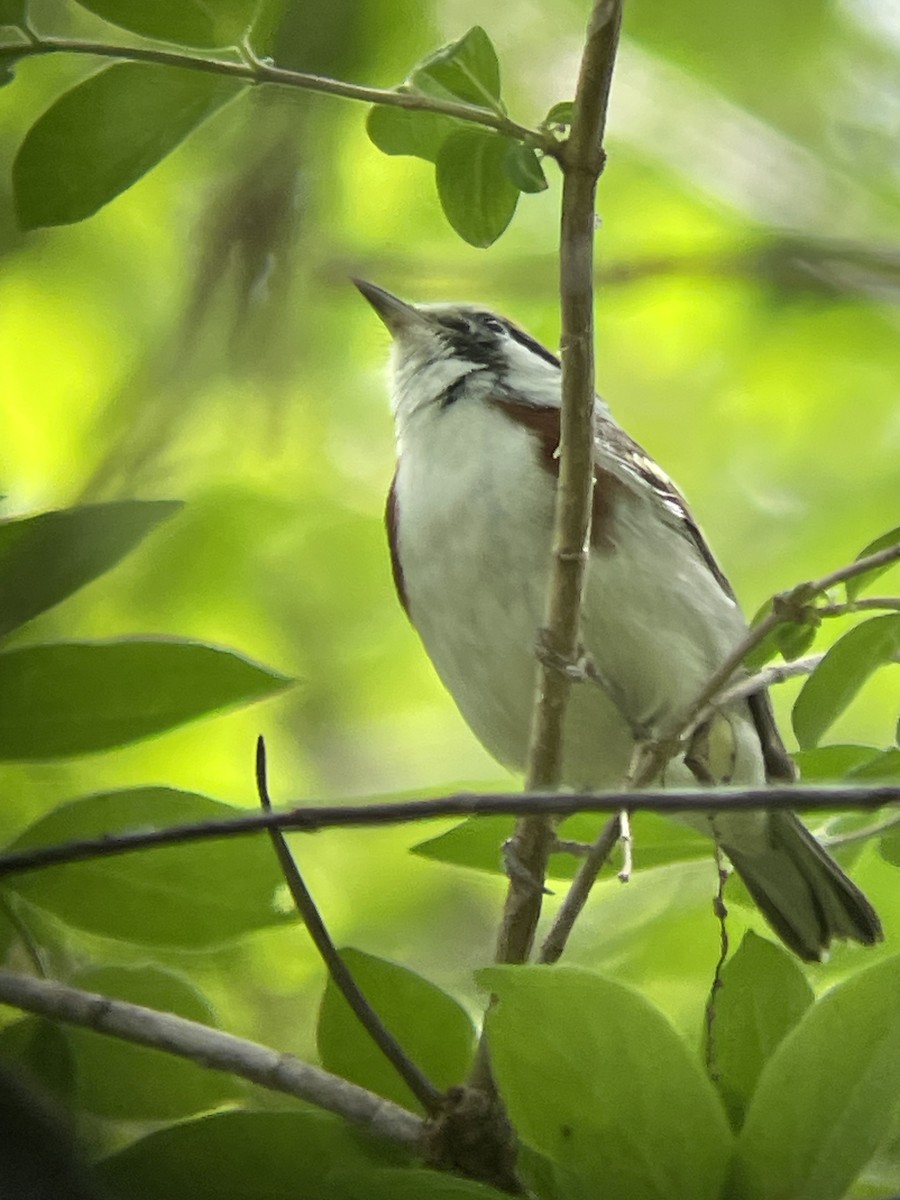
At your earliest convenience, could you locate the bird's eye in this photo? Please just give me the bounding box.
[480,314,506,336]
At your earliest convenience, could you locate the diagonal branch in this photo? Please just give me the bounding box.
[255,738,444,1115]
[0,969,422,1145]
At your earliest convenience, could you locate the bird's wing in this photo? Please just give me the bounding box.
[595,415,796,782]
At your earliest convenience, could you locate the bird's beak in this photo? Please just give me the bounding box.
[352,279,432,337]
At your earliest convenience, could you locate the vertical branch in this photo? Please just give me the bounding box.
[492,0,624,969]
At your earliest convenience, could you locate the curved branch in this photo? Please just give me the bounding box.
[0,970,422,1145]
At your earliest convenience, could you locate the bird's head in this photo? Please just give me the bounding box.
[354,279,562,427]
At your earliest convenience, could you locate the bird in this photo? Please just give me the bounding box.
[355,278,882,962]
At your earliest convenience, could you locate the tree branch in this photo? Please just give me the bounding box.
[255,738,443,1115]
[0,970,422,1145]
[1,784,896,881]
[0,35,554,154]
[493,0,624,975]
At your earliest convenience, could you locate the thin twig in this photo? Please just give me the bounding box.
[817,596,900,616]
[0,784,897,881]
[617,810,633,882]
[492,0,624,977]
[255,738,443,1115]
[631,540,900,788]
[704,841,731,1084]
[823,811,900,848]
[538,815,621,965]
[0,970,422,1144]
[0,36,554,155]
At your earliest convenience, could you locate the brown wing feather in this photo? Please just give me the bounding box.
[493,397,796,782]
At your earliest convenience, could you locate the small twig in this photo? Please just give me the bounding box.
[0,36,554,155]
[631,541,900,789]
[817,596,900,616]
[255,738,443,1115]
[711,653,824,709]
[0,970,422,1144]
[1,784,897,882]
[617,810,633,882]
[704,840,731,1083]
[823,811,900,848]
[538,815,621,965]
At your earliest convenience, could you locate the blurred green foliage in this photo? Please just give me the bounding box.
[0,0,898,1196]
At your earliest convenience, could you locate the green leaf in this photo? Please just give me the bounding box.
[97,1109,401,1199]
[792,744,882,781]
[0,0,27,25]
[732,955,900,1200]
[411,26,502,108]
[413,811,710,877]
[542,100,575,130]
[0,638,291,760]
[436,130,519,247]
[743,600,781,670]
[2,788,290,945]
[480,966,733,1200]
[879,822,900,867]
[846,526,900,601]
[847,746,900,781]
[366,103,462,163]
[775,618,817,661]
[44,965,242,1119]
[791,615,900,749]
[709,931,814,1131]
[0,1018,76,1104]
[72,0,258,46]
[317,948,475,1112]
[503,142,548,193]
[13,64,244,230]
[0,500,182,640]
[332,1168,507,1199]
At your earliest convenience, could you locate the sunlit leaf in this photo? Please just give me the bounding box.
[14,64,244,229]
[0,500,182,640]
[97,1109,402,1199]
[0,639,291,760]
[436,130,519,247]
[366,103,462,163]
[791,615,900,748]
[503,142,548,193]
[2,787,290,945]
[732,955,900,1200]
[845,526,900,601]
[481,965,733,1200]
[317,947,475,1112]
[709,930,813,1130]
[846,746,900,781]
[72,0,257,46]
[411,26,502,107]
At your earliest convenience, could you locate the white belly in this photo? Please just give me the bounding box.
[393,395,765,789]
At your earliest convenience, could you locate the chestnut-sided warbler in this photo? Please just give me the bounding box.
[356,279,881,961]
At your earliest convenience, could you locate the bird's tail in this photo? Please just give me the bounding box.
[720,810,883,962]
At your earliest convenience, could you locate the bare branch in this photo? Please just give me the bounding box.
[255,738,443,1115]
[494,0,624,974]
[703,840,731,1084]
[0,784,897,882]
[538,815,621,965]
[0,36,553,154]
[0,970,422,1145]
